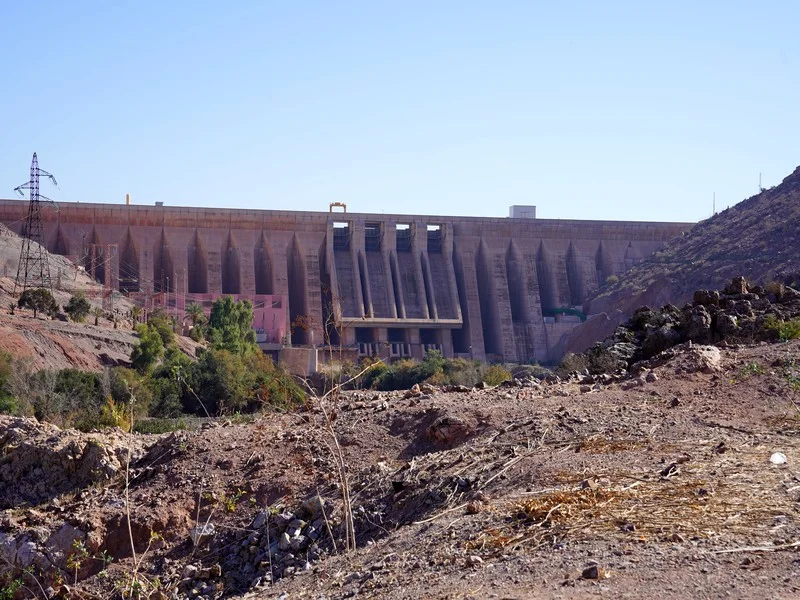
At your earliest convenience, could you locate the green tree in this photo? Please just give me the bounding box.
[92,306,104,326]
[130,305,142,323]
[195,348,251,414]
[18,288,59,318]
[53,369,104,429]
[130,324,165,373]
[207,296,257,355]
[64,293,91,322]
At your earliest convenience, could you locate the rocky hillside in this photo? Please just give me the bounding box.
[0,223,198,371]
[588,164,800,316]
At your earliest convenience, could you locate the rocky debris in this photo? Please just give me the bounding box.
[184,496,332,596]
[0,520,88,578]
[426,414,471,446]
[576,277,800,375]
[0,416,147,509]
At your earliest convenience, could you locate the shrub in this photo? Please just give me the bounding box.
[0,350,13,414]
[510,363,552,380]
[765,281,786,298]
[482,364,512,386]
[98,397,131,431]
[18,288,59,318]
[64,293,91,322]
[764,315,800,341]
[371,351,449,391]
[605,275,620,286]
[109,367,154,418]
[0,395,18,415]
[373,359,419,391]
[441,358,484,387]
[556,352,589,378]
[147,377,185,418]
[53,369,104,430]
[181,348,305,416]
[189,325,205,342]
[18,368,105,430]
[250,353,306,411]
[133,417,191,435]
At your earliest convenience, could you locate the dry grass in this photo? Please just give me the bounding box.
[574,436,648,454]
[468,442,795,552]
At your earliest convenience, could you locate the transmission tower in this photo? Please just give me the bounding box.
[14,153,58,294]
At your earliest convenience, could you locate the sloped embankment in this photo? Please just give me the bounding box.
[588,165,800,316]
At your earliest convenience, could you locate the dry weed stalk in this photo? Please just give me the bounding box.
[123,394,138,596]
[304,358,382,552]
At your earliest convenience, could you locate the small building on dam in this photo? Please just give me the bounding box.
[0,199,691,369]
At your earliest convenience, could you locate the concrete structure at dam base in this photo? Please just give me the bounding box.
[0,199,692,373]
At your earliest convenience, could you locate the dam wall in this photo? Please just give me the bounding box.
[0,199,692,363]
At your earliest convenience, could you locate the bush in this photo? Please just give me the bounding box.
[556,352,589,378]
[181,348,305,416]
[441,358,484,387]
[98,397,131,431]
[764,315,800,341]
[133,417,191,435]
[0,350,13,414]
[64,293,91,322]
[189,325,205,342]
[371,350,449,391]
[0,395,18,415]
[17,368,105,430]
[249,352,306,411]
[108,367,154,418]
[482,364,512,386]
[147,377,185,418]
[510,364,552,380]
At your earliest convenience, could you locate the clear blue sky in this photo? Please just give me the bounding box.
[1,1,798,222]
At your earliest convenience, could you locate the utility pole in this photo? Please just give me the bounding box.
[14,153,58,294]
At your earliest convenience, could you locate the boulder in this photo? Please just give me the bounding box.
[681,305,712,343]
[693,290,720,306]
[723,276,749,296]
[715,313,739,336]
[629,306,659,330]
[641,325,681,358]
[426,414,471,446]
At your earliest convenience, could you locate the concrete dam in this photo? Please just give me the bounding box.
[0,199,691,364]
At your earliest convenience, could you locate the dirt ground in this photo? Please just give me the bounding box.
[2,340,800,599]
